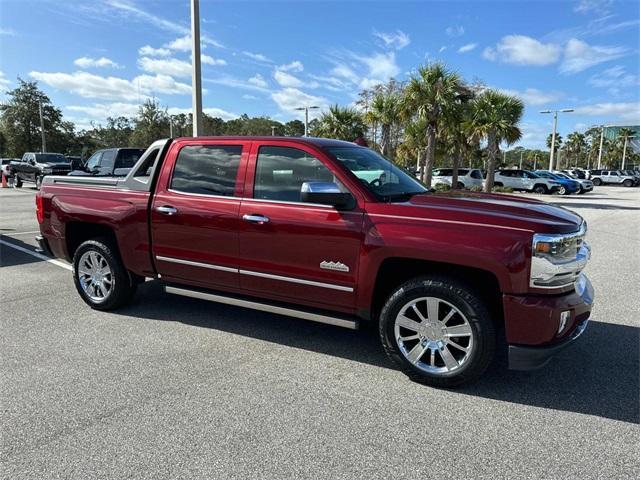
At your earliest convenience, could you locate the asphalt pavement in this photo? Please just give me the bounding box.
[1,184,638,479]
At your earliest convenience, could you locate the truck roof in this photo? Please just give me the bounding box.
[172,136,360,148]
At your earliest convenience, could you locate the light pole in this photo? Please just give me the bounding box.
[294,106,319,137]
[540,108,573,171]
[596,125,608,169]
[38,99,47,153]
[191,0,203,137]
[519,150,523,169]
[271,125,276,136]
[622,135,636,170]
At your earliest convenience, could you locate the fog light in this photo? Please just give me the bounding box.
[558,310,571,336]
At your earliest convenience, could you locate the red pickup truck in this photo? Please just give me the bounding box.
[36,137,594,386]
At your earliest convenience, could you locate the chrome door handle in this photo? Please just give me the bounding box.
[242,214,269,224]
[156,205,178,215]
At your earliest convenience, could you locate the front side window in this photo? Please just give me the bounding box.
[85,152,102,171]
[99,150,117,173]
[171,144,242,196]
[325,146,426,201]
[471,170,482,179]
[254,146,338,202]
[115,149,144,169]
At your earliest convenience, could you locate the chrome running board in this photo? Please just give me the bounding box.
[165,286,359,330]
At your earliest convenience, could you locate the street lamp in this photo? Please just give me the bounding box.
[294,106,319,137]
[540,108,574,171]
[191,0,203,137]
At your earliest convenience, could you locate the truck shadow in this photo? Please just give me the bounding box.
[121,281,639,425]
[0,235,44,268]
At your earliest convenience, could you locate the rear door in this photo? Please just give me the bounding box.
[150,139,249,291]
[237,141,364,312]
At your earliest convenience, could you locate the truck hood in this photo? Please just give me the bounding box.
[379,190,583,235]
[40,162,71,169]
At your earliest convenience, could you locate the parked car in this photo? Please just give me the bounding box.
[432,168,484,189]
[621,170,640,185]
[553,171,593,194]
[491,169,560,194]
[1,158,19,178]
[589,170,637,187]
[12,152,71,189]
[562,168,588,180]
[533,170,580,195]
[68,148,145,177]
[36,137,594,387]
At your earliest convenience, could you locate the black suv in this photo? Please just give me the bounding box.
[69,148,145,177]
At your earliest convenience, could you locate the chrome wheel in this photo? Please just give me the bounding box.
[77,251,114,302]
[394,297,474,375]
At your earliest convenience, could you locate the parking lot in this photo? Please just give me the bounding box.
[1,186,638,479]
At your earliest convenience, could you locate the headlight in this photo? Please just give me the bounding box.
[530,222,590,288]
[42,169,53,174]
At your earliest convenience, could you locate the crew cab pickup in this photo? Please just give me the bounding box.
[69,148,145,177]
[36,137,594,386]
[12,152,71,189]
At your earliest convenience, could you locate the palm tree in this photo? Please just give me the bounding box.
[402,63,463,187]
[617,127,637,169]
[467,90,524,192]
[565,132,586,168]
[314,105,366,141]
[365,91,401,157]
[401,117,429,174]
[440,92,475,188]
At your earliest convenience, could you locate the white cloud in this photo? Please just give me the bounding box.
[574,0,613,14]
[271,88,327,116]
[29,70,192,101]
[200,54,226,66]
[373,30,410,50]
[483,35,561,65]
[138,57,191,78]
[499,87,565,106]
[358,52,400,87]
[439,46,447,53]
[74,56,120,69]
[138,45,171,57]
[243,51,271,62]
[274,70,304,88]
[446,25,464,37]
[67,102,141,119]
[308,74,350,92]
[331,64,359,84]
[278,61,304,72]
[559,38,627,74]
[573,102,640,122]
[518,122,551,148]
[0,71,11,88]
[0,28,16,36]
[247,73,268,88]
[165,35,192,51]
[588,65,640,91]
[458,43,477,53]
[242,94,258,100]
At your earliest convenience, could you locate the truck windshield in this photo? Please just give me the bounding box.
[324,146,427,201]
[35,153,67,164]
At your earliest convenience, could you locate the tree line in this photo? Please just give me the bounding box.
[2,67,637,192]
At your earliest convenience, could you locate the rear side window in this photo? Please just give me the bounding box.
[170,145,242,196]
[471,170,482,179]
[115,149,144,169]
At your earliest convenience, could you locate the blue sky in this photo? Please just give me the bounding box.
[1,0,638,148]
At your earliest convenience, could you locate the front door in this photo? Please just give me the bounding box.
[238,143,364,312]
[151,141,249,291]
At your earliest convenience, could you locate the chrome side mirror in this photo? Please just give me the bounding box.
[300,182,355,209]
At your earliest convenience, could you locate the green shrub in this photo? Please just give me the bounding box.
[433,183,452,192]
[492,186,513,193]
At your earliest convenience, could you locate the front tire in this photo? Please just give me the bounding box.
[379,276,496,387]
[558,185,567,195]
[73,238,137,310]
[533,184,548,194]
[35,175,42,190]
[13,175,22,188]
[623,179,633,187]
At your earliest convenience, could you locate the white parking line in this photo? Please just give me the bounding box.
[1,230,41,236]
[0,238,72,271]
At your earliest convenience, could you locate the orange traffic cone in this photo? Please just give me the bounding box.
[1,172,8,188]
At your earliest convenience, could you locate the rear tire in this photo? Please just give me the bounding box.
[558,185,567,195]
[494,182,503,187]
[72,238,137,311]
[379,276,496,387]
[533,184,548,194]
[593,178,602,186]
[457,181,465,189]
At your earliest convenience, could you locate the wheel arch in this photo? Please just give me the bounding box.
[369,257,503,329]
[65,221,118,260]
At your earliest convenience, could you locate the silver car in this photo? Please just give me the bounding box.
[553,171,593,194]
